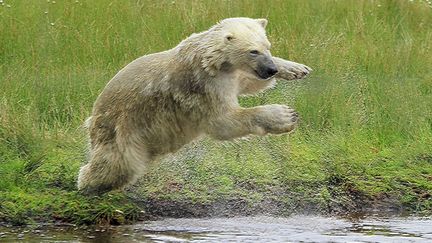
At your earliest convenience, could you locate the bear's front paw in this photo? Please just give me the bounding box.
[254,104,298,135]
[277,60,312,81]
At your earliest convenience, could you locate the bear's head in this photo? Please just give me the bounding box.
[202,17,278,83]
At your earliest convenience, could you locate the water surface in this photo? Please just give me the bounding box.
[1,215,432,242]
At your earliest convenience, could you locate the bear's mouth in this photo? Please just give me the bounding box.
[254,69,275,80]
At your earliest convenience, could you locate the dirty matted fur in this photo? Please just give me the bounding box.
[77,17,312,195]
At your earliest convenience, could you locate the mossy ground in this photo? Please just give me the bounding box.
[1,0,432,225]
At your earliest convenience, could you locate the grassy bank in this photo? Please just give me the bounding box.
[1,0,432,225]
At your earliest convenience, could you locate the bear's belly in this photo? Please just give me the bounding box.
[144,128,202,159]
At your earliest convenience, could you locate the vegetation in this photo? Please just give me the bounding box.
[1,0,431,225]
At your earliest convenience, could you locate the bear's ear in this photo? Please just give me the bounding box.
[256,18,268,28]
[224,32,234,43]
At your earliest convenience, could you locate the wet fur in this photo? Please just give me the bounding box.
[77,18,312,195]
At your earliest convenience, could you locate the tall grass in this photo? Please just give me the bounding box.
[0,0,432,223]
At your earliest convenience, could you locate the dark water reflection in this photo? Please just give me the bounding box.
[1,215,432,242]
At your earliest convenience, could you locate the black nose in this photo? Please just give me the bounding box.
[267,66,278,77]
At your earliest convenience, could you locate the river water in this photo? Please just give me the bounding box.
[1,215,432,242]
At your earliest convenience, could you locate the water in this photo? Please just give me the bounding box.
[1,215,432,242]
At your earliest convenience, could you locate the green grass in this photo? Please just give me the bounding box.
[1,0,432,225]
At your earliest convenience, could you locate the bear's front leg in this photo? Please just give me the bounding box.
[252,104,298,135]
[206,105,298,140]
[273,57,312,81]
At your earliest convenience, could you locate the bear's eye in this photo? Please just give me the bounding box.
[249,50,260,56]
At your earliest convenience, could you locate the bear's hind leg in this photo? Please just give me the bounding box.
[77,142,147,195]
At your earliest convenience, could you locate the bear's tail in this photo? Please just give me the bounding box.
[83,116,92,130]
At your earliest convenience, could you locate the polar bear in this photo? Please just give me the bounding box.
[77,17,312,195]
